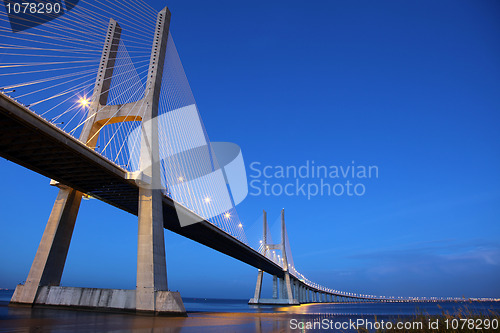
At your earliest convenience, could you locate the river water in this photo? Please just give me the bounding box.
[1,290,498,332]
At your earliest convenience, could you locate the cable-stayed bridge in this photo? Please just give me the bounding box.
[0,1,477,315]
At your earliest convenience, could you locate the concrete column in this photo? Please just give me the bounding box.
[251,211,265,304]
[272,276,278,299]
[252,270,263,302]
[279,277,286,299]
[284,273,294,302]
[11,188,82,304]
[279,211,294,304]
[135,7,171,313]
[136,187,168,311]
[78,18,121,147]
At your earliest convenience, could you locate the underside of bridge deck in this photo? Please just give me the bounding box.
[0,93,284,278]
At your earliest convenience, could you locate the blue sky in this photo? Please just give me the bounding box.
[1,0,499,299]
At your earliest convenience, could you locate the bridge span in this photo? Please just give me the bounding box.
[0,92,443,309]
[0,89,394,315]
[0,4,474,316]
[0,92,284,277]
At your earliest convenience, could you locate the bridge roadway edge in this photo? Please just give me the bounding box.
[0,93,287,314]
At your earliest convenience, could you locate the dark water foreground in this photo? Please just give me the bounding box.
[1,291,499,332]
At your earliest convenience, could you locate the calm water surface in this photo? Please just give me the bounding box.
[1,290,499,332]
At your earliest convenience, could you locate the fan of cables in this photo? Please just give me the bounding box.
[0,0,248,244]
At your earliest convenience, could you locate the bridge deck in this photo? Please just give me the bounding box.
[0,93,284,278]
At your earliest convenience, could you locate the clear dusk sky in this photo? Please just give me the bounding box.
[0,0,499,299]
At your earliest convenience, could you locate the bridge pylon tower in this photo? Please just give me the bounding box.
[10,7,186,316]
[249,209,299,305]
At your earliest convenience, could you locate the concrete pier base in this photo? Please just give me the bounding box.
[11,285,186,316]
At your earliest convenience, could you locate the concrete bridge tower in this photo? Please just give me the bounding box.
[10,7,186,316]
[249,209,299,305]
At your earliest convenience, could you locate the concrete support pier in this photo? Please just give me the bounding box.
[11,188,82,305]
[249,210,299,305]
[272,276,278,298]
[10,6,186,316]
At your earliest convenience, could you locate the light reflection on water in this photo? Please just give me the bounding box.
[1,291,499,332]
